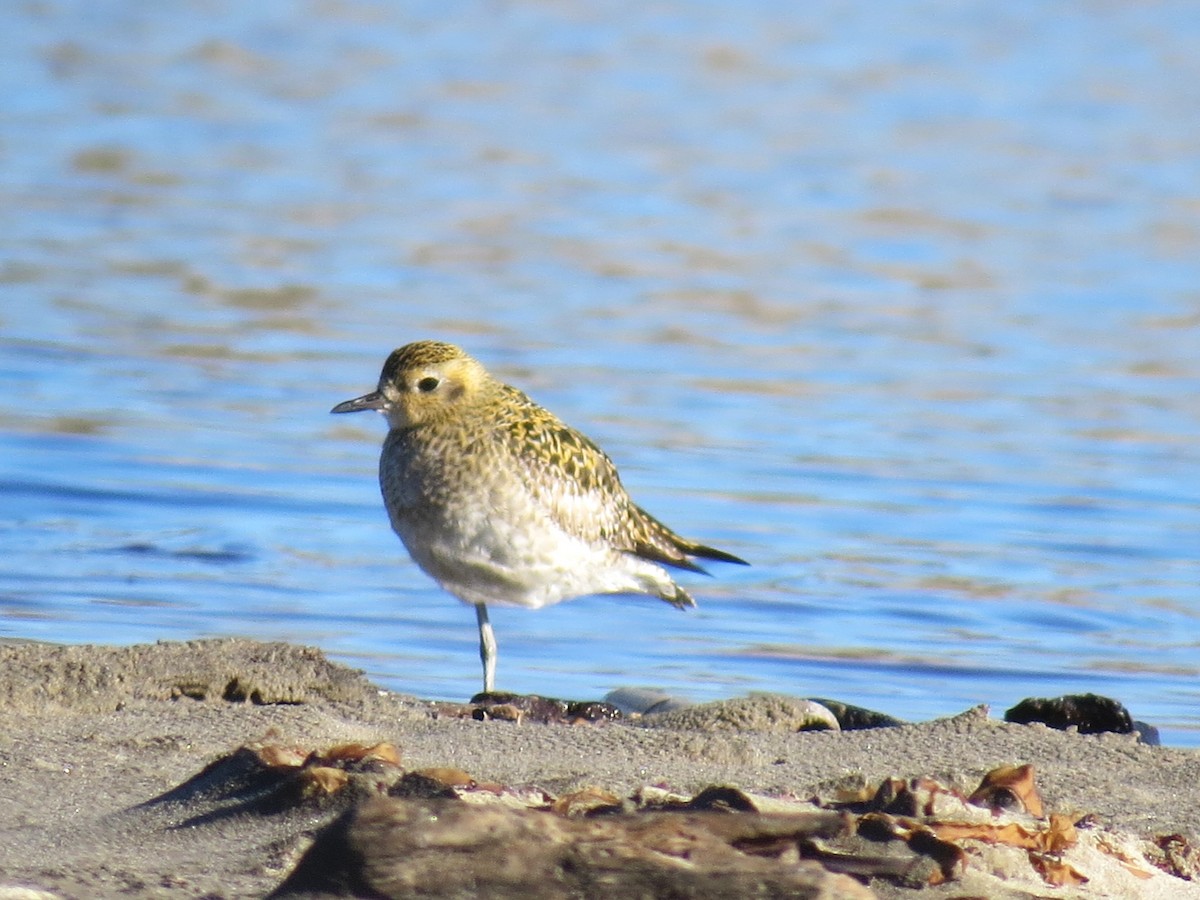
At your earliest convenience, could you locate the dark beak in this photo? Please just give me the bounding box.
[331,390,385,414]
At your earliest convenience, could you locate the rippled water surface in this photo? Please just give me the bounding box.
[4,1,1199,745]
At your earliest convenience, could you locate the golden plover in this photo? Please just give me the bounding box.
[332,341,747,693]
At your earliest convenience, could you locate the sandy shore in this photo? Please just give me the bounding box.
[0,639,1196,899]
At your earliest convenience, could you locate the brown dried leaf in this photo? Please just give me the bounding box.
[907,827,968,884]
[911,776,964,816]
[253,744,308,769]
[1029,852,1089,886]
[833,784,877,804]
[1040,814,1078,854]
[927,813,1076,854]
[299,766,349,797]
[870,776,963,817]
[1093,833,1153,879]
[929,821,1034,847]
[1119,861,1154,880]
[968,763,1044,817]
[1148,832,1200,879]
[318,742,402,766]
[413,767,475,788]
[552,786,622,817]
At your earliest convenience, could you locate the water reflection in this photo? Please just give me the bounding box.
[2,1,1198,744]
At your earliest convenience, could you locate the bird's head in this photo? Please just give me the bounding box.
[331,340,492,428]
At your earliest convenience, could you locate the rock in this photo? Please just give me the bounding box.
[468,692,623,724]
[807,698,905,730]
[640,694,840,733]
[1004,694,1137,737]
[603,687,691,716]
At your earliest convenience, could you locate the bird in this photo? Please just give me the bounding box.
[331,340,747,695]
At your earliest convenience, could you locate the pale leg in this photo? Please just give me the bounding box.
[475,602,496,694]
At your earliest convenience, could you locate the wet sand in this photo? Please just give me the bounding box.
[0,639,1196,899]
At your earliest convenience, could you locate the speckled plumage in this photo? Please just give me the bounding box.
[332,340,747,692]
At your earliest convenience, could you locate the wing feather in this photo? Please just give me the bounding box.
[494,386,748,570]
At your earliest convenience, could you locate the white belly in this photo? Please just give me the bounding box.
[395,509,675,610]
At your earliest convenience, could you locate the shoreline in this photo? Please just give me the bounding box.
[0,638,1196,898]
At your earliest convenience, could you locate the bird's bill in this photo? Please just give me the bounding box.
[330,391,385,414]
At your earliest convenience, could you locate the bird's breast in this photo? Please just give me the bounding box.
[378,425,518,523]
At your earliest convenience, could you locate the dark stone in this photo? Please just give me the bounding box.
[469,692,622,724]
[807,698,905,730]
[564,700,623,723]
[1004,693,1135,736]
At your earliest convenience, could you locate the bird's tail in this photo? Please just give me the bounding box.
[681,541,749,567]
[630,504,749,573]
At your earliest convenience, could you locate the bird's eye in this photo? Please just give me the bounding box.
[417,376,440,393]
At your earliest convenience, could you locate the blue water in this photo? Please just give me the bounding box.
[3,1,1198,745]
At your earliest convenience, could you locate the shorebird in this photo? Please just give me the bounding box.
[331,341,747,694]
